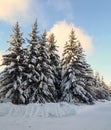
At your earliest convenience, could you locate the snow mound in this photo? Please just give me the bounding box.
[0,102,76,117]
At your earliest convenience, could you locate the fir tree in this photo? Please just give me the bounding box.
[30,30,57,103]
[101,76,110,96]
[101,76,108,90]
[95,71,101,83]
[23,20,40,103]
[99,76,109,99]
[48,33,61,99]
[91,72,109,100]
[0,22,27,104]
[61,29,94,104]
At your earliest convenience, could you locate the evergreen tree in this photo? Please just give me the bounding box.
[100,76,109,98]
[95,71,101,83]
[23,20,40,103]
[30,30,57,103]
[61,29,94,104]
[82,62,97,101]
[99,76,109,99]
[0,22,27,104]
[91,72,109,100]
[48,33,61,99]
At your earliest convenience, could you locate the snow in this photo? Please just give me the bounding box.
[0,101,111,130]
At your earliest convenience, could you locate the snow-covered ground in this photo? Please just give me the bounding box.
[0,101,111,130]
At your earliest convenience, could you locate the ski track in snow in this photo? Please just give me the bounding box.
[0,102,76,117]
[0,101,111,130]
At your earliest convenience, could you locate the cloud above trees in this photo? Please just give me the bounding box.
[48,21,94,57]
[0,0,32,24]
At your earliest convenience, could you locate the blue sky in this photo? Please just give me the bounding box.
[0,0,111,84]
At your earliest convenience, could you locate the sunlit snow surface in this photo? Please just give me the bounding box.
[0,101,111,130]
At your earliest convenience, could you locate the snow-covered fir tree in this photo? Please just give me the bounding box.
[95,72,101,83]
[101,76,110,96]
[61,29,94,104]
[47,33,61,99]
[101,76,108,90]
[76,43,108,101]
[76,44,98,101]
[94,73,109,99]
[84,69,99,101]
[0,22,28,104]
[22,20,40,103]
[87,71,110,100]
[29,30,57,103]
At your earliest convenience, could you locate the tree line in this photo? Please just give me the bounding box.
[0,20,110,105]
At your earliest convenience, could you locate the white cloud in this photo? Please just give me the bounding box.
[0,0,32,24]
[0,0,50,26]
[48,21,94,57]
